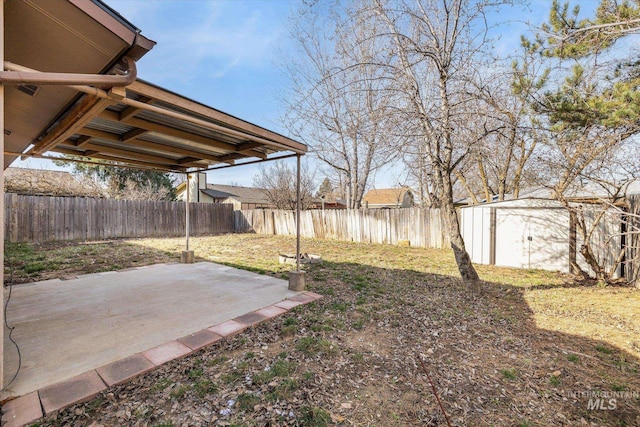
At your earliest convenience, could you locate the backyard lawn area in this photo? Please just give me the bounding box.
[5,234,640,426]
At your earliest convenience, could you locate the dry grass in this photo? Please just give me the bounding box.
[123,234,640,360]
[5,234,640,426]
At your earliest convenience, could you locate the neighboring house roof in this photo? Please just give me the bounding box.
[518,181,640,200]
[458,181,640,207]
[313,191,347,205]
[204,184,272,205]
[200,189,235,199]
[362,188,413,206]
[4,168,104,198]
[455,193,514,206]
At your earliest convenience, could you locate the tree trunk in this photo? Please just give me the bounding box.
[442,173,481,291]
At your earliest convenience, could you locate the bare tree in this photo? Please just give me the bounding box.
[362,0,510,288]
[118,178,172,201]
[461,55,547,202]
[253,161,316,210]
[282,1,399,209]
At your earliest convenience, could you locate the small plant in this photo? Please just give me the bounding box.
[170,384,189,399]
[284,317,299,326]
[298,406,331,427]
[221,370,243,384]
[330,302,348,312]
[236,360,250,371]
[207,356,228,366]
[85,396,106,415]
[549,375,561,386]
[295,336,335,356]
[244,351,255,359]
[567,354,579,362]
[352,352,365,363]
[237,393,260,412]
[595,345,613,354]
[611,383,627,392]
[253,360,296,384]
[282,324,297,336]
[271,360,295,376]
[194,379,217,398]
[500,368,517,380]
[272,378,299,400]
[187,368,203,379]
[150,377,172,392]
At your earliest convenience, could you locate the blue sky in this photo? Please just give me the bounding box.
[15,0,600,188]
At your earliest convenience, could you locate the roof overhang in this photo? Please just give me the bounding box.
[3,0,155,167]
[20,78,307,173]
[3,0,306,173]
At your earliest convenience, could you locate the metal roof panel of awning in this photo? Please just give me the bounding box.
[18,78,306,173]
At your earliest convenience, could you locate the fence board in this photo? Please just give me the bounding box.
[234,207,450,249]
[4,195,235,243]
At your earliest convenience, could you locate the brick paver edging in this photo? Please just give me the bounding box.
[1,291,322,427]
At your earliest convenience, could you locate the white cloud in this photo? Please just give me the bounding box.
[118,1,287,84]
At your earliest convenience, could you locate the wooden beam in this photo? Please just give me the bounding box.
[101,110,271,160]
[127,80,307,153]
[235,141,268,159]
[54,147,187,172]
[119,96,153,121]
[122,128,148,142]
[100,110,236,153]
[64,141,201,167]
[76,127,226,163]
[75,135,92,148]
[76,127,117,141]
[217,152,250,163]
[30,95,113,155]
[177,156,201,165]
[68,144,185,165]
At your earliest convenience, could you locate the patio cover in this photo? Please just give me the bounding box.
[0,0,307,391]
[3,0,306,171]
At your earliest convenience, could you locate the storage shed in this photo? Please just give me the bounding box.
[460,198,624,276]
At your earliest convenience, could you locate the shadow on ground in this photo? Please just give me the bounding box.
[4,237,640,426]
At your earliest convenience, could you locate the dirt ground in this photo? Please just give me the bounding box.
[4,234,640,426]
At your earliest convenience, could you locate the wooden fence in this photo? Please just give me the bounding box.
[626,195,640,287]
[235,207,450,249]
[4,194,234,243]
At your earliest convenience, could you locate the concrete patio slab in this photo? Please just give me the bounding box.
[3,262,301,400]
[39,370,106,415]
[178,330,223,351]
[96,354,155,387]
[1,392,42,427]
